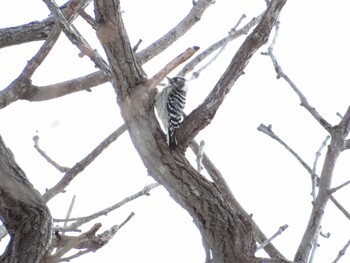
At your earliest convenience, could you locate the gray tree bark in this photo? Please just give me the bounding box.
[94,0,288,262]
[0,136,52,263]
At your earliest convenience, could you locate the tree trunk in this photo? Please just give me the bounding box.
[94,0,288,261]
[0,136,52,263]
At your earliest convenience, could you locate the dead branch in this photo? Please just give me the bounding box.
[329,196,350,221]
[136,0,214,65]
[64,195,76,228]
[331,237,350,263]
[42,124,127,202]
[178,12,264,77]
[48,213,134,262]
[178,0,287,151]
[311,136,330,200]
[147,46,200,91]
[330,179,350,194]
[264,21,333,133]
[257,124,312,174]
[54,183,159,232]
[256,224,288,251]
[42,0,112,79]
[28,71,107,102]
[33,135,70,173]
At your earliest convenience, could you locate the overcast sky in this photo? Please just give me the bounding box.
[1,1,350,262]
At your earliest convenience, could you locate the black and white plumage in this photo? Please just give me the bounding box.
[155,76,188,149]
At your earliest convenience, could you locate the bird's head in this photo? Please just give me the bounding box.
[167,76,187,90]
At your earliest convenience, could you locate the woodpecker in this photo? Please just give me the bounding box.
[155,76,188,149]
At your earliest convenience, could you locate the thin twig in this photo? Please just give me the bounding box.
[42,124,127,202]
[256,224,288,251]
[329,196,350,220]
[331,238,350,263]
[132,39,143,52]
[190,45,227,80]
[78,9,96,29]
[329,179,350,194]
[64,195,76,228]
[187,13,247,80]
[265,21,332,133]
[119,212,135,229]
[54,183,159,232]
[178,12,263,77]
[136,0,214,65]
[309,229,320,263]
[311,136,330,200]
[257,124,312,174]
[33,135,70,173]
[231,14,247,32]
[46,223,102,263]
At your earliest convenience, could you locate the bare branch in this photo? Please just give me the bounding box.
[331,238,350,263]
[178,0,287,150]
[56,213,133,262]
[42,124,127,202]
[256,224,288,251]
[329,195,350,221]
[28,71,108,101]
[178,12,264,77]
[78,9,96,29]
[257,124,312,174]
[45,223,102,263]
[311,136,330,200]
[330,179,350,194]
[309,231,320,263]
[0,0,90,109]
[136,0,214,64]
[132,39,143,52]
[54,183,159,232]
[147,46,200,91]
[265,21,333,133]
[42,0,112,79]
[33,135,70,173]
[64,195,76,228]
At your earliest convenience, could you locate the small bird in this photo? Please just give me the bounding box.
[155,76,188,149]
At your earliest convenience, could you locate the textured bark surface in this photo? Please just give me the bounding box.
[0,136,52,263]
[0,18,54,48]
[94,0,288,262]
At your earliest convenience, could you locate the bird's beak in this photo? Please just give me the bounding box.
[166,76,173,84]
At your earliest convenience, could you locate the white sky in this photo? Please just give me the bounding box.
[1,1,350,262]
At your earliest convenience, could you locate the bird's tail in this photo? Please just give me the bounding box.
[168,128,177,149]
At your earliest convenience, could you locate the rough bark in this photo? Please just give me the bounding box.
[0,18,54,49]
[0,136,52,263]
[94,0,288,262]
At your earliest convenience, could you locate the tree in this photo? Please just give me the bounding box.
[1,0,350,262]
